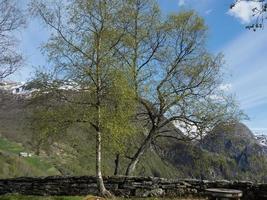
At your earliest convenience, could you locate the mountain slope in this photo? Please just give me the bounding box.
[199,122,267,181]
[1,85,267,181]
[0,135,59,178]
[200,122,257,156]
[151,122,267,181]
[0,87,179,178]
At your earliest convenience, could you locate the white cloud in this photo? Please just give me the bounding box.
[227,1,261,24]
[241,92,267,109]
[220,25,267,111]
[178,0,186,6]
[205,9,213,15]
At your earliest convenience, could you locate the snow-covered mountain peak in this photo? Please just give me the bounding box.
[254,133,267,147]
[0,81,30,95]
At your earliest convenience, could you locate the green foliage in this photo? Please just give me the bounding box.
[29,1,141,168]
[25,94,71,155]
[27,0,245,179]
[102,69,137,153]
[163,11,206,33]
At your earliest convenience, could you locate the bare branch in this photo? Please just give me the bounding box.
[0,0,25,79]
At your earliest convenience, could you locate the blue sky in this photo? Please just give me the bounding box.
[9,0,267,133]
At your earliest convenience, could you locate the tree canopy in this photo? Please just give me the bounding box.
[29,0,245,196]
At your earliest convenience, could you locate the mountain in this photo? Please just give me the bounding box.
[199,122,267,181]
[152,122,267,181]
[255,134,267,147]
[1,84,267,181]
[0,86,179,178]
[0,81,28,95]
[200,122,257,156]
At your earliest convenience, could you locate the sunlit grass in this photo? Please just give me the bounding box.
[0,137,23,154]
[0,136,59,178]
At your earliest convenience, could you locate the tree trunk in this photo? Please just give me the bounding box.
[95,102,112,197]
[114,153,120,175]
[35,139,42,156]
[36,147,40,156]
[125,129,155,176]
[94,24,111,197]
[96,129,111,197]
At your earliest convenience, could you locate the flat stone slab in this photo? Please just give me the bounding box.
[205,188,242,199]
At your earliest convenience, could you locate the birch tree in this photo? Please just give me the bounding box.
[30,0,135,196]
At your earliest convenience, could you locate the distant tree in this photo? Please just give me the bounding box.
[30,0,136,196]
[0,0,25,79]
[231,0,267,30]
[27,108,58,156]
[25,87,70,156]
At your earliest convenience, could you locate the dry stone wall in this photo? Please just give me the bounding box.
[0,176,267,199]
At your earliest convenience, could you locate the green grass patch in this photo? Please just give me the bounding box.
[25,156,57,174]
[0,136,59,178]
[0,137,24,154]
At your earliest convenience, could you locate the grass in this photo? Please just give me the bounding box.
[0,133,178,179]
[0,136,59,178]
[0,195,206,200]
[0,137,24,154]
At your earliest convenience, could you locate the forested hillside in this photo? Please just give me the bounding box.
[1,89,267,182]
